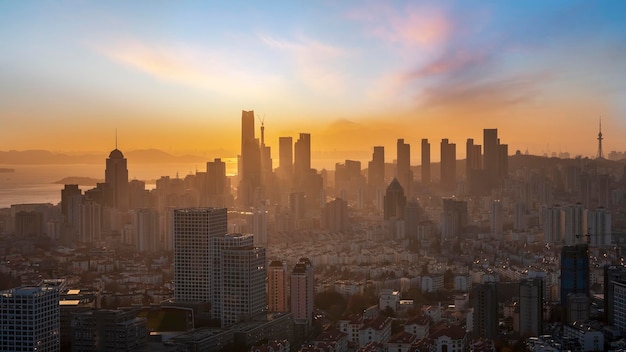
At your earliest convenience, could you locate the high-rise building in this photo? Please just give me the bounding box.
[15,210,44,237]
[209,233,254,325]
[483,128,508,187]
[514,202,527,231]
[542,205,562,244]
[278,137,293,183]
[396,139,412,195]
[173,208,227,303]
[335,160,365,202]
[404,198,420,240]
[135,208,159,253]
[268,260,289,313]
[421,139,431,184]
[466,138,482,177]
[79,201,101,243]
[604,265,626,327]
[0,282,62,352]
[560,244,590,309]
[291,258,314,326]
[563,203,587,245]
[384,178,406,221]
[472,282,498,339]
[440,139,456,190]
[368,146,385,203]
[105,148,129,210]
[206,158,229,208]
[246,209,268,247]
[519,278,544,337]
[490,200,503,237]
[294,133,311,185]
[588,207,611,247]
[221,243,266,327]
[239,110,262,208]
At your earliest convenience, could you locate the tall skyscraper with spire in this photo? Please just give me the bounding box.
[597,117,604,159]
[105,134,129,210]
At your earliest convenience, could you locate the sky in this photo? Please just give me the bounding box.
[1,1,625,163]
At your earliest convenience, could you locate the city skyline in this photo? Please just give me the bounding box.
[1,1,626,158]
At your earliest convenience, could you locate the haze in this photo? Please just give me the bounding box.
[1,1,626,159]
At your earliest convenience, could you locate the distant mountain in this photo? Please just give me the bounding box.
[0,149,210,165]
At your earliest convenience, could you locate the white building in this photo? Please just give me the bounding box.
[358,316,391,347]
[0,281,63,352]
[563,322,604,352]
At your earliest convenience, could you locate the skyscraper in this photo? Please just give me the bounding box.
[490,200,503,237]
[0,282,62,352]
[135,208,159,253]
[291,258,314,326]
[384,178,406,221]
[421,139,431,185]
[483,128,508,186]
[206,158,229,208]
[322,198,349,233]
[472,282,498,339]
[268,260,289,313]
[604,265,626,327]
[294,133,311,185]
[440,139,456,190]
[173,208,227,303]
[519,278,544,337]
[588,207,611,247]
[368,146,385,207]
[239,110,261,208]
[396,139,412,195]
[105,148,129,210]
[278,136,293,183]
[560,244,590,309]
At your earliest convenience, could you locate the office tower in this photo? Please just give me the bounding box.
[519,278,544,337]
[440,198,468,240]
[440,139,456,190]
[498,143,509,181]
[278,136,293,183]
[404,198,420,240]
[268,260,289,313]
[421,139,431,184]
[105,147,129,210]
[294,133,311,185]
[0,283,62,352]
[588,207,611,247]
[206,158,229,208]
[483,128,499,181]
[322,198,349,233]
[335,160,365,202]
[384,178,406,220]
[246,208,268,247]
[135,208,159,253]
[128,179,148,209]
[396,139,412,195]
[291,258,314,325]
[368,146,385,202]
[563,203,587,245]
[490,200,503,237]
[71,308,147,352]
[604,265,626,327]
[466,138,482,177]
[61,184,81,218]
[289,191,307,223]
[79,202,101,243]
[221,242,266,327]
[209,233,254,325]
[472,282,498,339]
[173,208,227,303]
[542,205,562,244]
[239,110,262,208]
[560,244,590,309]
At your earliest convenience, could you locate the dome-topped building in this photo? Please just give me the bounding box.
[105,146,129,210]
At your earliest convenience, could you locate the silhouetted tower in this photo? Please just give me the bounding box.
[294,133,311,185]
[421,139,431,184]
[105,139,129,210]
[396,139,412,195]
[384,178,406,220]
[278,137,293,183]
[238,110,261,207]
[597,117,604,159]
[368,146,385,203]
[440,139,456,190]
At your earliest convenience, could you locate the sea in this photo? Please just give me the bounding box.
[0,162,237,209]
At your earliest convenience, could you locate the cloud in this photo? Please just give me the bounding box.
[259,34,349,95]
[91,38,280,97]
